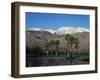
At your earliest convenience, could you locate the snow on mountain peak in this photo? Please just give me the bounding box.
[27,27,42,31]
[27,26,89,35]
[55,27,89,35]
[45,29,55,34]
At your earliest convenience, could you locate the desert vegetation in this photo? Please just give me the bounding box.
[26,31,89,67]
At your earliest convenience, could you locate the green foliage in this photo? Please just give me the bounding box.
[55,40,60,45]
[78,51,89,61]
[46,40,60,55]
[65,34,79,45]
[49,40,55,45]
[74,38,79,48]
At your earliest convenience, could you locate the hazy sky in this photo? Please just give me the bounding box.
[26,12,90,30]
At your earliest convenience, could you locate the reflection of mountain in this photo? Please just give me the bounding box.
[26,30,89,53]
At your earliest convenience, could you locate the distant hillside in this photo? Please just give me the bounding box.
[26,30,89,53]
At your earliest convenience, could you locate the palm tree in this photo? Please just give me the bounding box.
[65,34,75,57]
[65,35,79,54]
[48,40,55,55]
[48,40,60,56]
[73,38,79,56]
[65,34,80,65]
[55,40,60,56]
[45,41,51,56]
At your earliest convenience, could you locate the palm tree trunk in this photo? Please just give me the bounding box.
[56,45,59,56]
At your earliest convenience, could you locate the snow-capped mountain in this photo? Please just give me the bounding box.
[27,26,89,35]
[27,27,55,33]
[55,27,89,35]
[27,27,42,31]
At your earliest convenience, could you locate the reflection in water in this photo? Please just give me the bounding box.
[26,56,89,67]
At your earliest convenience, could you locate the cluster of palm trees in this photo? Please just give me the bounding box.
[45,34,79,58]
[26,34,80,66]
[45,40,60,56]
[65,34,79,58]
[26,34,79,58]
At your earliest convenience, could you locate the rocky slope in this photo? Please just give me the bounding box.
[26,30,89,53]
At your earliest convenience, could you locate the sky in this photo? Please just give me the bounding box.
[26,12,90,30]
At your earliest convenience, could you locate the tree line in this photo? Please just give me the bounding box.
[26,34,79,58]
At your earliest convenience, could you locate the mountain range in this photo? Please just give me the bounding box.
[26,29,89,53]
[27,26,89,35]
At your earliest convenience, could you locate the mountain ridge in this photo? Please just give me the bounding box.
[26,30,89,53]
[27,26,89,35]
